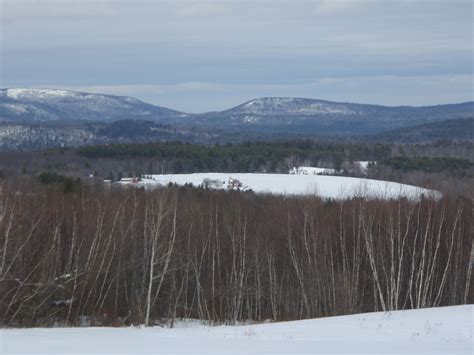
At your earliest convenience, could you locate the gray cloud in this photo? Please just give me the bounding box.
[1,0,472,110]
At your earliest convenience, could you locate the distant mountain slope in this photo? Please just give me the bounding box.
[0,119,216,151]
[373,117,474,142]
[1,88,472,147]
[0,88,187,122]
[193,97,474,134]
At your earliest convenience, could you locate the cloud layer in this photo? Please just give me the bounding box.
[1,0,472,112]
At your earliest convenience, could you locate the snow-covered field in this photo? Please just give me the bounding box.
[1,306,471,354]
[137,173,440,200]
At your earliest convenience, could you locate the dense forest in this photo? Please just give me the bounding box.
[0,183,471,327]
[382,156,473,174]
[372,117,474,143]
[77,140,392,172]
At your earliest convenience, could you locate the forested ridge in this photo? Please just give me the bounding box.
[78,140,391,163]
[76,140,392,175]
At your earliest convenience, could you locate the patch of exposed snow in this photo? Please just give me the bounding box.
[289,166,336,175]
[50,299,73,307]
[6,88,75,100]
[0,103,29,114]
[356,161,375,173]
[123,97,141,104]
[243,115,258,123]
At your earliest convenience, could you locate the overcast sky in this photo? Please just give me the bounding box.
[1,0,473,112]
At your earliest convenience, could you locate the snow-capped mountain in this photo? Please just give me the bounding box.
[190,97,474,135]
[225,97,360,116]
[0,88,472,148]
[0,88,186,122]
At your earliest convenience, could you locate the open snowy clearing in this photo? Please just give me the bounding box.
[1,305,471,354]
[137,173,440,200]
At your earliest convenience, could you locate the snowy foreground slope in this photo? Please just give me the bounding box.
[139,173,440,200]
[1,306,471,354]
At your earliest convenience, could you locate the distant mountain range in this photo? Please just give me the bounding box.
[372,117,474,143]
[0,88,472,150]
[192,97,473,135]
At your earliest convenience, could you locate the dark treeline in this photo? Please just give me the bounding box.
[77,140,392,172]
[395,141,474,161]
[0,183,471,327]
[382,156,473,174]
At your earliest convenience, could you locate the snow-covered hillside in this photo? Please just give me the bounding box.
[229,97,360,116]
[1,305,471,354]
[0,124,98,150]
[0,88,185,122]
[138,173,440,200]
[211,97,474,128]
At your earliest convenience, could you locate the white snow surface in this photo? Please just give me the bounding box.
[139,173,440,200]
[1,305,471,354]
